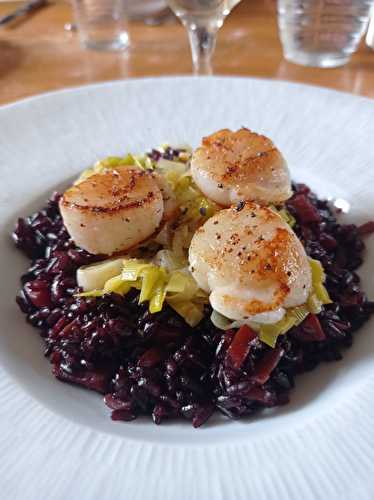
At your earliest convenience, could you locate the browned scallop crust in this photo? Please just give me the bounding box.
[197,128,282,185]
[192,202,305,315]
[59,166,164,255]
[221,227,299,315]
[60,168,158,214]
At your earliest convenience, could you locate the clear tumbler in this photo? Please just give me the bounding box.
[277,0,374,67]
[72,0,129,51]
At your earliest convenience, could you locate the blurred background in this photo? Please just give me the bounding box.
[0,0,373,105]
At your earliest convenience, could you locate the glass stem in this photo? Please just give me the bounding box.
[187,24,218,75]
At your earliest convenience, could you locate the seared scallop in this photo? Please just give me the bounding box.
[188,202,311,323]
[191,128,292,206]
[60,166,164,255]
[153,172,178,221]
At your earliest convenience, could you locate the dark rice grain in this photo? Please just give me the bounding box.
[12,183,374,426]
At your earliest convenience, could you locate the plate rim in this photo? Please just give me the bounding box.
[1,75,374,499]
[1,75,373,113]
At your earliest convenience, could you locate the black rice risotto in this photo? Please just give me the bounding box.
[13,167,374,427]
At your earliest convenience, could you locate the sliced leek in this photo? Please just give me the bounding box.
[77,258,125,291]
[76,258,208,327]
[210,259,332,348]
[73,149,333,340]
[309,258,332,305]
[74,155,139,185]
[269,205,296,228]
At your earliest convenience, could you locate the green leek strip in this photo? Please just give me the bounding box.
[210,310,233,330]
[167,271,199,298]
[153,249,185,272]
[157,159,187,173]
[259,329,280,349]
[77,257,208,325]
[309,257,325,283]
[278,208,296,228]
[77,289,104,298]
[258,306,307,348]
[314,283,332,305]
[309,258,332,305]
[175,174,192,193]
[74,168,96,184]
[288,304,310,326]
[260,315,297,348]
[163,167,189,190]
[149,278,167,313]
[132,154,150,169]
[76,257,125,291]
[269,205,296,228]
[307,293,322,314]
[171,225,191,259]
[258,258,332,347]
[164,271,207,326]
[121,260,150,281]
[117,282,134,294]
[166,299,204,327]
[75,154,138,185]
[97,156,133,168]
[139,267,163,303]
[186,196,217,221]
[74,151,161,186]
[164,170,181,189]
[103,275,128,294]
[165,271,190,294]
[198,196,216,218]
[177,187,200,205]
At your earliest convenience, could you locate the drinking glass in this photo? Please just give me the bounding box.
[72,0,129,51]
[166,0,242,75]
[277,0,374,68]
[125,0,168,21]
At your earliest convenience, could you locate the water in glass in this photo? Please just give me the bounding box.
[125,0,167,20]
[277,0,374,67]
[168,0,241,27]
[72,0,129,51]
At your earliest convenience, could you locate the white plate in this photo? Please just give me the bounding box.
[1,77,374,500]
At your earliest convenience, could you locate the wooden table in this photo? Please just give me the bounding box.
[0,0,373,106]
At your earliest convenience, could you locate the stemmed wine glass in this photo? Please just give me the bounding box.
[167,0,242,75]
